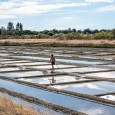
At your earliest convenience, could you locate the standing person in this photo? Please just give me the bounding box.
[50,54,55,72]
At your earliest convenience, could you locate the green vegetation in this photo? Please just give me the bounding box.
[0,22,115,40]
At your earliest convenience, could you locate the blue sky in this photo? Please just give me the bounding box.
[0,0,115,31]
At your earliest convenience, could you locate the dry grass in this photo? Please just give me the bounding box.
[0,95,37,115]
[0,38,115,45]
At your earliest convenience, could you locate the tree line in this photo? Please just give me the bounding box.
[0,22,23,35]
[0,22,115,39]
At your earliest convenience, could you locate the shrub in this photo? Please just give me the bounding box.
[93,31,113,39]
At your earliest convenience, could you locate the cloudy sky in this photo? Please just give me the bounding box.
[0,0,115,30]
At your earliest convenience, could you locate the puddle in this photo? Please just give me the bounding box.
[18,75,88,84]
[11,56,49,60]
[11,62,49,66]
[56,67,107,73]
[104,58,113,61]
[0,68,20,72]
[0,59,14,61]
[30,64,76,69]
[56,59,104,65]
[51,81,115,95]
[0,53,10,56]
[86,72,115,78]
[100,95,115,101]
[79,56,99,59]
[11,56,104,65]
[0,60,30,64]
[0,71,52,78]
[104,64,115,67]
[21,51,39,55]
[79,56,113,61]
[0,79,115,115]
[54,54,73,57]
[98,53,113,55]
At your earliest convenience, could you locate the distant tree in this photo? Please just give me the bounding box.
[7,22,14,31]
[72,28,77,33]
[77,30,82,33]
[62,30,68,34]
[47,32,54,36]
[68,28,72,33]
[52,29,59,34]
[16,23,23,31]
[20,23,23,31]
[0,29,1,35]
[83,28,91,34]
[0,26,6,35]
[100,29,107,32]
[16,23,20,30]
[93,29,99,34]
[42,30,49,34]
[112,29,115,38]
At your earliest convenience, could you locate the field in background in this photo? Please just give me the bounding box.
[0,38,115,47]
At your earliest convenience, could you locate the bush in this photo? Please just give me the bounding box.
[93,31,113,39]
[54,33,65,40]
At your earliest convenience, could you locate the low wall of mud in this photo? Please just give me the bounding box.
[95,92,115,96]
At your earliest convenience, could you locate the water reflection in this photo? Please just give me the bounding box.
[86,72,115,78]
[19,75,84,84]
[101,95,115,101]
[0,71,52,78]
[0,80,115,115]
[51,81,115,95]
[49,77,56,84]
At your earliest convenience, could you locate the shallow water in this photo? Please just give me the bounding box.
[0,79,115,115]
[11,56,104,65]
[0,71,52,78]
[51,81,115,95]
[79,56,113,61]
[18,76,88,84]
[79,55,99,59]
[21,51,39,55]
[100,95,115,101]
[0,60,30,64]
[0,53,10,56]
[86,71,115,78]
[0,58,14,61]
[30,64,76,69]
[11,62,49,66]
[0,67,20,72]
[104,64,115,67]
[56,67,107,73]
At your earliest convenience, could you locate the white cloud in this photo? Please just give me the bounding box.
[96,4,115,12]
[0,15,16,19]
[0,0,89,19]
[85,0,114,3]
[42,16,79,30]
